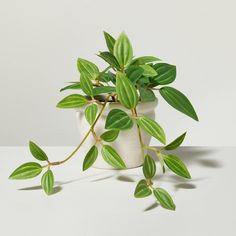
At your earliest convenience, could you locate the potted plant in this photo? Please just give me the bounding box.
[9,32,198,211]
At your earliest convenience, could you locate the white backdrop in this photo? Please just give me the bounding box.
[0,0,235,146]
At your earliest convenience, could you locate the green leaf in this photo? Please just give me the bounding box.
[116,72,138,109]
[101,145,126,169]
[77,58,99,80]
[126,65,144,84]
[103,31,116,53]
[41,170,54,195]
[85,104,98,125]
[165,132,187,150]
[83,145,98,171]
[139,86,156,102]
[159,87,199,121]
[60,82,81,92]
[98,51,120,69]
[114,32,133,67]
[29,141,48,161]
[143,154,156,179]
[153,188,176,210]
[134,179,152,198]
[57,94,87,108]
[93,86,116,96]
[151,63,176,85]
[137,116,166,144]
[105,109,133,130]
[9,162,42,180]
[131,56,161,65]
[80,74,94,96]
[139,65,157,77]
[100,130,119,142]
[163,155,191,179]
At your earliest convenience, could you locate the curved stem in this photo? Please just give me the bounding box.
[50,95,111,166]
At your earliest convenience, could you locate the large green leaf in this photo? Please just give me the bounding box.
[137,116,166,144]
[57,94,87,108]
[83,145,98,171]
[60,83,81,92]
[29,141,48,161]
[80,74,94,96]
[100,130,119,142]
[139,65,157,77]
[165,132,186,150]
[159,87,199,121]
[143,155,156,179]
[93,86,116,95]
[153,188,176,210]
[105,109,133,130]
[41,170,54,195]
[101,145,126,169]
[139,86,156,102]
[103,31,116,53]
[116,72,138,109]
[126,65,144,84]
[131,56,161,65]
[151,63,176,85]
[163,155,191,179]
[9,162,42,180]
[98,51,120,69]
[113,32,133,67]
[134,179,152,198]
[85,104,98,125]
[77,58,99,80]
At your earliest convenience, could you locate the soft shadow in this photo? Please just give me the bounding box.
[91,175,113,182]
[175,183,196,190]
[18,185,63,195]
[52,186,62,195]
[116,175,135,182]
[198,159,222,168]
[18,185,42,191]
[143,202,159,212]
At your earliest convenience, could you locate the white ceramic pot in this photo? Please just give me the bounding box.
[76,99,158,169]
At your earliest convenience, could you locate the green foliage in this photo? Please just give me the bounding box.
[41,170,54,195]
[105,109,133,130]
[9,162,42,180]
[165,132,186,150]
[100,130,119,142]
[134,179,152,198]
[153,188,176,210]
[93,86,116,95]
[143,155,156,179]
[83,146,98,171]
[139,65,157,77]
[77,58,99,80]
[131,56,161,65]
[29,141,48,161]
[80,74,94,96]
[60,82,81,92]
[103,31,116,53]
[57,94,87,108]
[85,104,98,125]
[98,51,120,69]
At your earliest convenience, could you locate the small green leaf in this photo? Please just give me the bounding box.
[137,116,166,144]
[143,155,156,179]
[83,145,98,171]
[139,86,156,102]
[41,170,54,195]
[60,83,81,92]
[105,109,133,130]
[165,132,187,150]
[103,31,116,53]
[98,51,120,69]
[93,86,116,96]
[100,130,119,142]
[153,188,176,210]
[134,179,152,198]
[126,65,144,84]
[57,94,87,108]
[114,32,133,67]
[139,65,157,77]
[163,155,191,179]
[80,74,94,96]
[77,58,99,80]
[85,104,98,125]
[9,162,42,180]
[29,141,48,161]
[159,87,199,121]
[131,56,161,65]
[101,145,126,169]
[151,63,176,85]
[116,72,138,109]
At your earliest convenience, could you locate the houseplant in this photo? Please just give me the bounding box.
[9,32,198,211]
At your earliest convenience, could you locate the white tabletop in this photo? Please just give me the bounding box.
[0,147,235,236]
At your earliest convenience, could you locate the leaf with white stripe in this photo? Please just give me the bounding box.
[165,132,186,150]
[139,65,157,77]
[143,155,156,179]
[85,104,98,125]
[154,188,176,210]
[41,170,54,195]
[100,130,119,142]
[77,58,99,80]
[57,94,88,108]
[131,56,161,65]
[134,179,152,198]
[29,141,48,161]
[83,145,98,171]
[103,31,116,53]
[80,74,94,96]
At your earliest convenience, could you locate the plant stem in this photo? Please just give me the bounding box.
[50,95,111,166]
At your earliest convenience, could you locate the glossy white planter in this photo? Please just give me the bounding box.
[76,99,158,169]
